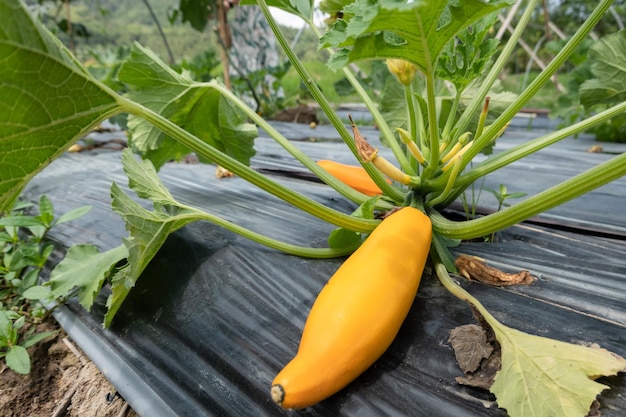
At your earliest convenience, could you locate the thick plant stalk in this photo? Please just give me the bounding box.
[460,0,616,169]
[403,83,421,173]
[426,157,463,208]
[210,81,394,210]
[429,149,626,239]
[425,101,626,202]
[120,98,380,233]
[256,0,406,202]
[191,208,361,258]
[421,70,441,181]
[453,0,540,143]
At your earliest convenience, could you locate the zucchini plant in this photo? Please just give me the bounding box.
[0,0,625,415]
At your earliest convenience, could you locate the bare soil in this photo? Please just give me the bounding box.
[0,318,138,417]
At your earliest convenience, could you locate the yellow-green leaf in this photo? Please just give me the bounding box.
[434,229,626,417]
[491,324,626,417]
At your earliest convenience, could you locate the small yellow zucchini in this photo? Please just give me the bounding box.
[316,159,389,196]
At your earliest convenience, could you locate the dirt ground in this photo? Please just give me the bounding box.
[0,319,138,417]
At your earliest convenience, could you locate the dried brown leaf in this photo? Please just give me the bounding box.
[454,254,536,286]
[449,324,493,373]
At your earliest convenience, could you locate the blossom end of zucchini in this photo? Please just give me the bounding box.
[270,384,285,407]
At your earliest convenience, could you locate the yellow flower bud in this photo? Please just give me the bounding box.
[386,59,417,85]
[396,127,425,164]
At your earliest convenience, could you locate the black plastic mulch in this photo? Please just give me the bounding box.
[23,119,626,417]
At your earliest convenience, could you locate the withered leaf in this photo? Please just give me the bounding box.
[449,324,493,373]
[454,254,536,286]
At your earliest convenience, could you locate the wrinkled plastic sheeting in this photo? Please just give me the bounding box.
[24,142,626,417]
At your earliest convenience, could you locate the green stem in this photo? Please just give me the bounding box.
[453,0,539,142]
[178,207,361,258]
[460,0,615,169]
[426,157,462,207]
[258,0,405,202]
[426,100,626,201]
[417,95,429,161]
[423,103,626,207]
[429,150,626,239]
[421,70,440,180]
[441,88,462,143]
[208,81,393,211]
[119,98,379,233]
[457,101,626,190]
[431,250,504,332]
[474,97,489,139]
[404,83,419,172]
[339,65,416,176]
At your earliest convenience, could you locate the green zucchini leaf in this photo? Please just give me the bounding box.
[352,196,379,220]
[241,0,313,23]
[327,227,361,249]
[436,12,500,91]
[580,30,626,108]
[327,197,380,249]
[379,77,408,142]
[171,0,214,32]
[104,149,206,327]
[47,244,128,310]
[434,259,626,417]
[118,43,257,170]
[320,0,514,73]
[0,0,122,212]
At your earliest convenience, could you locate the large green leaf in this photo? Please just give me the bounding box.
[379,75,410,134]
[47,244,128,310]
[0,0,122,211]
[104,149,206,327]
[320,0,351,16]
[491,324,626,417]
[320,0,514,73]
[436,12,500,90]
[118,43,257,170]
[580,30,626,108]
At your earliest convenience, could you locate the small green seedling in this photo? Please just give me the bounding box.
[485,184,527,241]
[485,184,528,212]
[0,196,91,374]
